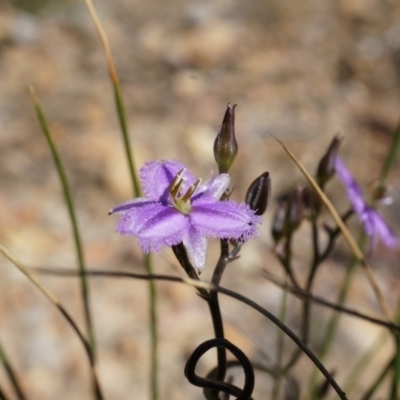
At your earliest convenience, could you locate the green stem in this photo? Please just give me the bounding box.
[282,211,354,379]
[0,384,10,400]
[112,82,141,198]
[360,356,393,400]
[317,255,357,358]
[145,253,158,400]
[81,4,157,393]
[342,331,387,396]
[1,243,108,399]
[33,268,350,400]
[382,120,400,400]
[390,300,400,400]
[0,339,26,400]
[390,342,400,400]
[309,233,366,399]
[380,119,400,183]
[281,220,320,373]
[30,88,101,400]
[110,43,158,400]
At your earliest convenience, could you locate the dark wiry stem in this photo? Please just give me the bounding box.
[280,209,354,373]
[172,243,227,399]
[31,267,348,400]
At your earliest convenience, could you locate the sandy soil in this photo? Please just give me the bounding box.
[1,0,400,399]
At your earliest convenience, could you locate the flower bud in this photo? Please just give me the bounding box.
[284,186,305,235]
[302,186,321,220]
[272,201,287,244]
[316,135,342,188]
[214,103,238,173]
[245,172,271,216]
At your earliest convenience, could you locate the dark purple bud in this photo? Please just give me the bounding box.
[214,103,238,173]
[302,186,321,220]
[272,202,286,244]
[284,186,305,234]
[245,172,271,216]
[316,135,342,188]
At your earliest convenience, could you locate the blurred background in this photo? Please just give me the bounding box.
[1,0,400,398]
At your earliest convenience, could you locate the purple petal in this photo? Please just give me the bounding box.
[335,157,397,250]
[335,157,365,214]
[190,199,261,240]
[140,160,196,201]
[116,203,188,252]
[369,208,397,248]
[109,198,154,214]
[182,226,207,273]
[358,208,376,238]
[194,173,230,200]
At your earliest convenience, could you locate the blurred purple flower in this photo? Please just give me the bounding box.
[334,157,397,249]
[110,160,261,272]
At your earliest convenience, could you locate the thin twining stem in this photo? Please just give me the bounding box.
[279,221,319,373]
[272,274,289,399]
[208,239,232,385]
[308,233,366,399]
[277,234,301,288]
[274,136,393,322]
[172,243,227,397]
[33,267,348,400]
[280,209,354,373]
[318,209,354,263]
[262,270,400,332]
[212,239,230,287]
[185,339,255,400]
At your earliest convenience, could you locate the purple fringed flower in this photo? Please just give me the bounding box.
[110,160,261,272]
[334,157,397,250]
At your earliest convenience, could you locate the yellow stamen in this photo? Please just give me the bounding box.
[181,179,202,203]
[169,168,185,198]
[169,171,202,215]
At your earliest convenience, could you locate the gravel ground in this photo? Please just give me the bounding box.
[1,0,400,399]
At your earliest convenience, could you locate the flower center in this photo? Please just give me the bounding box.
[169,169,202,215]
